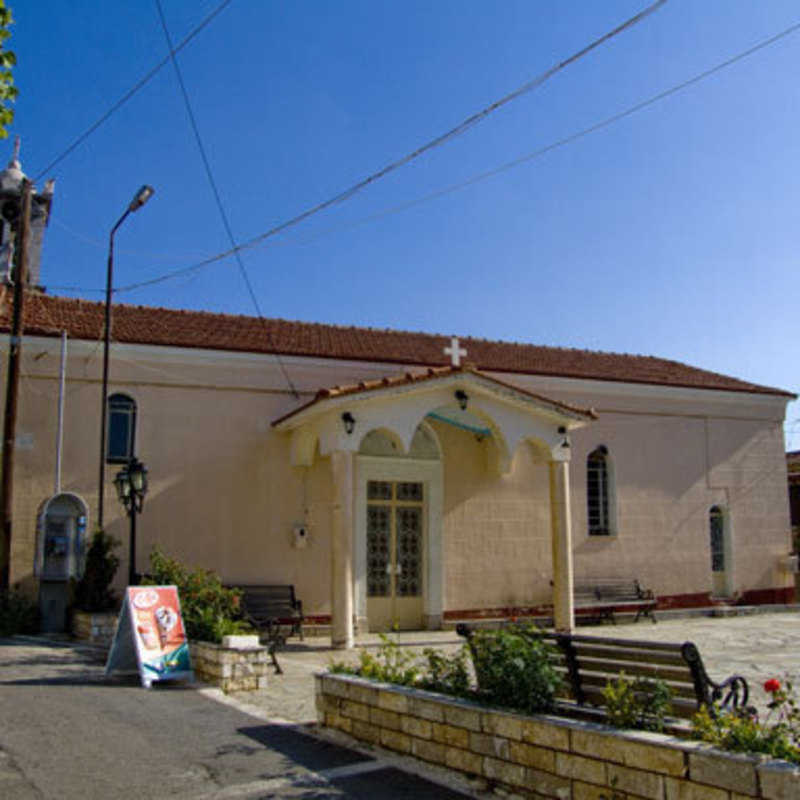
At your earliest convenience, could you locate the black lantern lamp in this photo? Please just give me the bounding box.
[455,390,468,411]
[341,412,355,435]
[114,457,148,585]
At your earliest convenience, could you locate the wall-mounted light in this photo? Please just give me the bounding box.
[455,390,468,411]
[341,412,355,435]
[558,426,570,449]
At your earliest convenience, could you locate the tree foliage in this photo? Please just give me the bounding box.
[467,625,564,714]
[143,548,249,643]
[0,3,16,139]
[73,528,120,612]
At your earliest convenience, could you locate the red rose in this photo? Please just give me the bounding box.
[764,678,781,693]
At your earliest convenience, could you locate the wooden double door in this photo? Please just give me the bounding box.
[366,480,424,631]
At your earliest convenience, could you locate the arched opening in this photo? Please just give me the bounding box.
[35,492,89,633]
[359,422,441,460]
[107,393,137,463]
[709,505,730,597]
[355,421,442,632]
[587,445,615,536]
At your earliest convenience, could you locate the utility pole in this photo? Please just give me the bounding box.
[0,178,31,592]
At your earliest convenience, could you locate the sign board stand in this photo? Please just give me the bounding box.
[106,585,194,688]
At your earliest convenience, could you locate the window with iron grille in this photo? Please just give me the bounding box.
[587,445,612,535]
[107,393,136,463]
[709,506,725,572]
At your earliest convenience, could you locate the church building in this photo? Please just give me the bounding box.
[2,288,794,645]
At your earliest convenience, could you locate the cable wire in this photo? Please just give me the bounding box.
[154,0,299,399]
[98,15,800,296]
[32,0,234,182]
[100,0,669,293]
[186,0,665,256]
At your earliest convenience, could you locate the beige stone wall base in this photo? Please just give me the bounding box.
[71,610,118,646]
[189,641,272,693]
[316,673,800,800]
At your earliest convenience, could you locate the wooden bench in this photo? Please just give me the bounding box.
[456,624,749,719]
[236,585,305,675]
[573,578,657,624]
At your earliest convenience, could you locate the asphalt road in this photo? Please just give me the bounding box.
[0,637,471,799]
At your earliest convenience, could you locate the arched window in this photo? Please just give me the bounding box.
[587,445,613,536]
[709,506,725,572]
[107,393,136,463]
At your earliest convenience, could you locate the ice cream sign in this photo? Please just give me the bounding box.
[106,586,194,688]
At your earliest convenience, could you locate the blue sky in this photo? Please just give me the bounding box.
[11,1,800,446]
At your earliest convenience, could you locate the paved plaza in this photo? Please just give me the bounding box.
[4,608,797,725]
[229,608,800,724]
[1,609,798,798]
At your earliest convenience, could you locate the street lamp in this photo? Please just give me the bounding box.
[114,457,149,586]
[98,185,154,528]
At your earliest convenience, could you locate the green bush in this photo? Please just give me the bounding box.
[345,634,421,685]
[602,673,671,732]
[143,548,250,644]
[330,635,471,698]
[0,588,38,635]
[691,678,800,764]
[418,646,471,697]
[332,627,561,713]
[468,625,563,714]
[692,705,799,763]
[73,528,120,612]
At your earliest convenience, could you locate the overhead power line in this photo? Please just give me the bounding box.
[193,0,663,248]
[109,0,667,291]
[95,15,799,297]
[49,0,668,295]
[51,216,210,259]
[32,0,234,182]
[154,0,299,399]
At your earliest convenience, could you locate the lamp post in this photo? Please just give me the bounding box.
[98,185,154,528]
[114,457,149,586]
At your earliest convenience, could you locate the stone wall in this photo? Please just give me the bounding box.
[317,673,800,800]
[190,641,271,692]
[71,610,117,646]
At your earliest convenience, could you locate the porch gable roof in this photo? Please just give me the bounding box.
[271,363,597,431]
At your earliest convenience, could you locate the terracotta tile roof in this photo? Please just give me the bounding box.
[1,289,792,398]
[271,364,598,427]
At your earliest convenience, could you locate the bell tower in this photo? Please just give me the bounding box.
[0,137,55,288]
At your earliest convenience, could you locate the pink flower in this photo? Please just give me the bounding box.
[764,678,781,693]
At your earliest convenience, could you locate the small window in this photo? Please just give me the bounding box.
[107,394,136,463]
[587,445,613,536]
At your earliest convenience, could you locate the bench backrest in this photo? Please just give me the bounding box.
[238,585,300,619]
[539,632,701,718]
[573,579,646,603]
[458,625,714,719]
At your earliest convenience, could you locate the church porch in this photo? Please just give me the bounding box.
[273,352,596,649]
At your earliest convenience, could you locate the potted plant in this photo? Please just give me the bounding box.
[70,528,120,644]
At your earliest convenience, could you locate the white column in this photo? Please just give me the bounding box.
[549,459,575,633]
[331,450,355,649]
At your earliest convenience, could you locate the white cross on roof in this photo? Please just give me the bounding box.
[444,336,467,367]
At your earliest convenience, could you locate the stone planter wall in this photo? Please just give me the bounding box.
[190,641,271,692]
[71,610,118,646]
[316,673,800,800]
